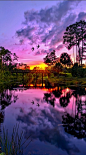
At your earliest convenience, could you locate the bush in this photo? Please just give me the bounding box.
[72,63,86,77]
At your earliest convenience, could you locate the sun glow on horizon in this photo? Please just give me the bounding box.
[30,63,48,70]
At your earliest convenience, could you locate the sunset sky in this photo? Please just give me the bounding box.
[0,1,86,69]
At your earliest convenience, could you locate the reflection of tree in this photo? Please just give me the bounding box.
[60,92,71,107]
[0,111,5,133]
[43,89,62,107]
[0,90,18,110]
[52,89,62,98]
[72,87,86,97]
[62,88,86,139]
[0,111,4,124]
[43,89,71,107]
[62,112,86,139]
[43,92,55,107]
[73,88,86,115]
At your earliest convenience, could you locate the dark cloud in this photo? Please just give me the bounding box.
[56,44,64,51]
[41,50,48,54]
[35,51,40,55]
[49,48,54,52]
[16,26,38,44]
[77,12,86,22]
[35,50,48,55]
[35,97,40,102]
[16,1,81,53]
[23,1,78,25]
[50,13,77,46]
[19,39,24,45]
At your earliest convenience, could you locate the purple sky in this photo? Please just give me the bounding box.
[0,1,86,68]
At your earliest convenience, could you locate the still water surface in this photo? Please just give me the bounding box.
[0,87,86,155]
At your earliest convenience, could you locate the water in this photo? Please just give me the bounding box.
[0,87,86,155]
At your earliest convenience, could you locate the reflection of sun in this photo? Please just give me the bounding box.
[66,87,69,92]
[30,63,48,70]
[62,88,70,94]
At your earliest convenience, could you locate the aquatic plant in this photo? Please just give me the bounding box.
[0,123,32,155]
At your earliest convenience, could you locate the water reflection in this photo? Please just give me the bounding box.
[60,92,71,107]
[0,89,18,110]
[0,111,4,133]
[43,87,86,140]
[62,112,86,139]
[43,92,55,107]
[62,88,86,139]
[17,105,80,155]
[0,87,86,155]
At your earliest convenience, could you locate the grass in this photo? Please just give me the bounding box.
[0,123,32,155]
[48,75,86,88]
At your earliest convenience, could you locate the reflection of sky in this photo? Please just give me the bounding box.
[1,88,86,155]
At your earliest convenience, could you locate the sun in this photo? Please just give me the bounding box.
[39,63,48,69]
[30,63,48,70]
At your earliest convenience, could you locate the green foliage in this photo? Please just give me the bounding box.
[66,73,72,77]
[53,62,63,74]
[72,63,86,77]
[0,46,18,71]
[0,153,5,155]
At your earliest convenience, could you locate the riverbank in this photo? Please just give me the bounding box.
[0,70,86,91]
[48,76,86,88]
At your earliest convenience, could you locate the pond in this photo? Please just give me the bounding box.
[0,86,86,155]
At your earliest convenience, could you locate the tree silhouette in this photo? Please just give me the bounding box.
[13,53,18,61]
[44,55,51,66]
[0,46,18,70]
[63,20,86,65]
[60,52,72,66]
[43,50,57,66]
[0,47,12,65]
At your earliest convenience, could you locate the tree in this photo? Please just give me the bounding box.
[60,52,72,66]
[43,50,57,66]
[0,47,12,70]
[63,20,86,65]
[72,63,86,77]
[0,46,18,70]
[53,62,63,74]
[13,53,18,61]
